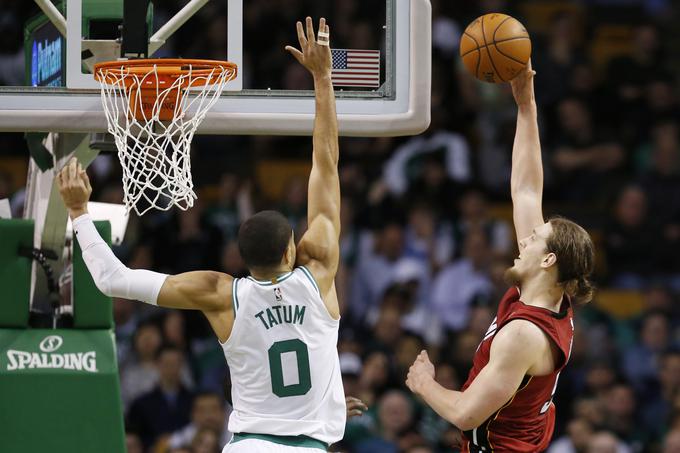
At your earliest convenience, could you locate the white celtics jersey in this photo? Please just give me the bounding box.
[220,266,346,445]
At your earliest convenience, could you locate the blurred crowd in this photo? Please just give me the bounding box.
[3,0,680,452]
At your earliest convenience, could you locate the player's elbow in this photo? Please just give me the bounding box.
[448,404,480,431]
[511,183,538,196]
[93,265,132,299]
[511,187,541,206]
[454,416,479,432]
[92,278,113,297]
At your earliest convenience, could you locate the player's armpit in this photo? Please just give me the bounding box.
[158,271,233,313]
[453,320,549,430]
[158,271,235,342]
[296,215,340,295]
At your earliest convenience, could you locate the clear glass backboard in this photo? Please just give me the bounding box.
[0,0,431,136]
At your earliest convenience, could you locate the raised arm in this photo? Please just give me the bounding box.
[58,159,234,342]
[510,61,545,244]
[285,17,341,307]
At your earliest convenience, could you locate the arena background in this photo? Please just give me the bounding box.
[1,0,680,452]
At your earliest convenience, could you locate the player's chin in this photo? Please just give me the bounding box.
[503,265,521,286]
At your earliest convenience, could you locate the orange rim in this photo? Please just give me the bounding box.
[93,58,238,89]
[94,59,237,121]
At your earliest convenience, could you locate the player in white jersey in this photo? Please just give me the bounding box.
[58,17,349,452]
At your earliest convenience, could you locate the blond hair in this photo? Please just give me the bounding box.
[546,216,595,304]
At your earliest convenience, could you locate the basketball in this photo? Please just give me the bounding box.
[460,13,531,83]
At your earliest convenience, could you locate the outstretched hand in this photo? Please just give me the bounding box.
[510,59,536,107]
[285,17,332,79]
[57,157,92,218]
[346,396,368,419]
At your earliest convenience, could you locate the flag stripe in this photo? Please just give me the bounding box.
[331,48,380,87]
[332,77,379,80]
[332,71,379,75]
[330,83,378,87]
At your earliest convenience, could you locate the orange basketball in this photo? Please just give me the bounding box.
[460,13,531,83]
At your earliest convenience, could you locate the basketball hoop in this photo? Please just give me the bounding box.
[93,59,237,215]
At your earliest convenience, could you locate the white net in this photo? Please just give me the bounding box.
[96,61,237,216]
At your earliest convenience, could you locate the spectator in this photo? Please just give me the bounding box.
[604,185,660,288]
[190,428,221,453]
[548,418,594,453]
[403,202,452,269]
[642,350,680,439]
[452,189,512,259]
[606,24,663,108]
[550,97,625,203]
[163,311,188,350]
[125,431,144,453]
[586,431,632,453]
[448,330,483,381]
[622,310,670,389]
[358,351,392,406]
[638,122,680,280]
[418,363,461,449]
[374,262,443,346]
[382,108,472,197]
[584,363,619,399]
[219,241,248,277]
[394,333,426,384]
[340,352,363,398]
[153,203,223,274]
[351,222,421,318]
[533,11,585,107]
[573,397,607,430]
[279,176,308,236]
[431,0,461,58]
[164,313,198,388]
[355,390,418,453]
[127,346,194,448]
[640,285,677,316]
[663,429,680,453]
[113,298,139,365]
[168,392,230,450]
[204,174,254,243]
[405,446,435,453]
[644,77,680,127]
[431,228,493,331]
[600,383,646,449]
[369,299,405,353]
[120,322,163,410]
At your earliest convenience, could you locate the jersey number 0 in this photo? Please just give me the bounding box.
[268,339,312,397]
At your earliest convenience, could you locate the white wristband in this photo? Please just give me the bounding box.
[72,213,104,250]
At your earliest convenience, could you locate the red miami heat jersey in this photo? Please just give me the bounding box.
[461,287,574,453]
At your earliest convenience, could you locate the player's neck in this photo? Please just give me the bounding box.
[519,275,564,313]
[250,265,293,282]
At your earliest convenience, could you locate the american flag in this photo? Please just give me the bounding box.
[331,49,381,88]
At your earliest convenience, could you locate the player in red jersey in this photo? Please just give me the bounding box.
[405,62,595,452]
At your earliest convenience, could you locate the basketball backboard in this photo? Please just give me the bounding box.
[0,0,431,137]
